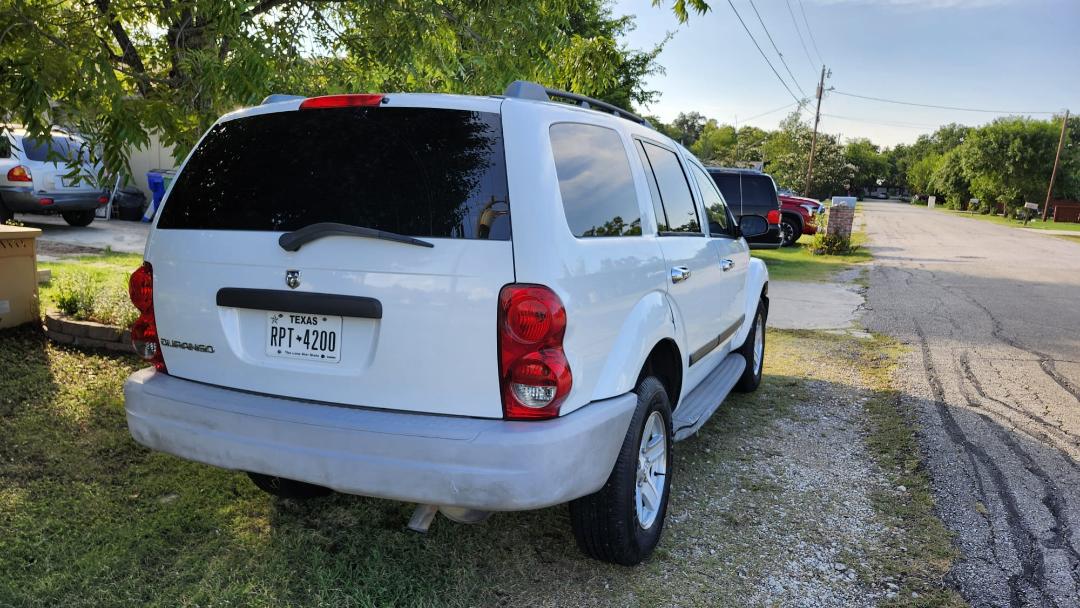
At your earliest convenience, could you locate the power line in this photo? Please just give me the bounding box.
[741,101,800,123]
[785,0,816,74]
[746,0,807,98]
[724,0,805,107]
[796,0,824,65]
[832,90,1060,115]
[821,112,938,130]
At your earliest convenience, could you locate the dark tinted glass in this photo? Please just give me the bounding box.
[0,137,9,158]
[550,123,641,238]
[740,174,779,207]
[158,107,510,240]
[635,141,669,232]
[689,164,729,234]
[710,172,743,205]
[641,142,700,234]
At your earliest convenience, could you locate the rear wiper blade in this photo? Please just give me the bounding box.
[279,222,435,252]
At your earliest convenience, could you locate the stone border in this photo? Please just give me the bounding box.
[43,310,134,354]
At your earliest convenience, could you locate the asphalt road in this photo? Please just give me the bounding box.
[862,200,1080,607]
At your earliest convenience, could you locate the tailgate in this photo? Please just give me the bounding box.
[148,99,513,418]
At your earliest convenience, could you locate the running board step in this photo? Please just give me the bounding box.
[671,353,746,442]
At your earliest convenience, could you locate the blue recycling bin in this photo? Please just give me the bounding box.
[143,169,175,222]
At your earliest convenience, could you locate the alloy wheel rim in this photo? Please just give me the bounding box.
[753,317,764,376]
[782,222,795,244]
[635,410,668,530]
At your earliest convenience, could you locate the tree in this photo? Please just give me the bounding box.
[690,119,736,164]
[961,117,1061,213]
[761,112,850,198]
[670,111,707,146]
[931,147,971,210]
[844,138,889,192]
[907,153,941,196]
[0,0,709,181]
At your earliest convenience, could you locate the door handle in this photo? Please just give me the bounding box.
[720,258,734,272]
[670,266,691,284]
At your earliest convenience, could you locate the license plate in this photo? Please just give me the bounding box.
[266,311,341,362]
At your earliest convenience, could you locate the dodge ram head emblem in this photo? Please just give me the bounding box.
[285,270,301,289]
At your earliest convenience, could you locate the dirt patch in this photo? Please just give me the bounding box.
[36,240,105,258]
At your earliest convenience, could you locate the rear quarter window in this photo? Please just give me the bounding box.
[549,123,642,238]
[158,107,510,240]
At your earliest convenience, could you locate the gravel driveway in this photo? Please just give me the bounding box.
[862,200,1080,607]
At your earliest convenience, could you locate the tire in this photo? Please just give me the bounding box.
[734,301,766,393]
[0,204,12,224]
[61,210,95,227]
[569,376,673,566]
[247,472,333,499]
[780,216,801,247]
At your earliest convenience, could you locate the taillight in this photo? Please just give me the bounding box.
[6,165,31,182]
[766,209,780,225]
[38,198,54,206]
[299,94,384,110]
[98,195,109,205]
[498,284,572,420]
[129,262,166,372]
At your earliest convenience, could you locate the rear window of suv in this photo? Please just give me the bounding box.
[710,172,778,213]
[158,107,510,240]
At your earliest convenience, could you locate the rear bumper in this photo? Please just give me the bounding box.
[747,224,784,249]
[124,369,637,510]
[0,186,102,212]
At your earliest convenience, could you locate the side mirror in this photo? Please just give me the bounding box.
[738,215,769,238]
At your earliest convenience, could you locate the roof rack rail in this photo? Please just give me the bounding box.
[261,94,305,105]
[503,80,652,128]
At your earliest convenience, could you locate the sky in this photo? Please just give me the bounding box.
[610,0,1080,147]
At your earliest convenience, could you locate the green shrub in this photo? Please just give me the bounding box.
[809,232,857,256]
[93,282,139,328]
[53,271,97,318]
[50,271,138,328]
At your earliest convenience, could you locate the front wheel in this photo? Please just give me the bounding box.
[570,376,673,565]
[734,302,766,392]
[61,210,95,227]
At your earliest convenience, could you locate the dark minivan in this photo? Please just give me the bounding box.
[707,168,783,250]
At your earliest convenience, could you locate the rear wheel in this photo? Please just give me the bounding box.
[61,210,95,227]
[569,376,673,565]
[780,216,801,247]
[247,472,333,499]
[734,301,766,393]
[0,199,12,224]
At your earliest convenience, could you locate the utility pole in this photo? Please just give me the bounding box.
[1041,109,1070,222]
[804,64,827,195]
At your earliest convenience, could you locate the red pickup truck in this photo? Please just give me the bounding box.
[776,191,823,247]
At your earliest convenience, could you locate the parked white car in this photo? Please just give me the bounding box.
[0,127,104,226]
[123,82,770,565]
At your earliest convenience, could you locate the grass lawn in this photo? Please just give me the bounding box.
[933,207,1080,232]
[0,323,958,607]
[752,230,871,282]
[37,251,143,312]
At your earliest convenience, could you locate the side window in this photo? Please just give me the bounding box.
[635,141,669,232]
[0,136,10,159]
[690,164,730,235]
[640,141,701,234]
[550,123,642,238]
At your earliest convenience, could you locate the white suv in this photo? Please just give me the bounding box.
[123,81,770,565]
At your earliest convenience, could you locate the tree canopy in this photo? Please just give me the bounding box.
[0,0,708,181]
